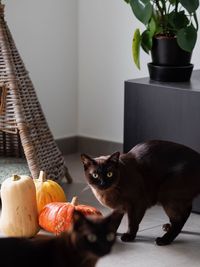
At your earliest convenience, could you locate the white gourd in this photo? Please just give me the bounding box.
[0,174,39,237]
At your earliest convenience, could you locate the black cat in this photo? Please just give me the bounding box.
[0,210,122,267]
[81,140,200,245]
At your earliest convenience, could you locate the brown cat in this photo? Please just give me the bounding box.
[0,210,122,267]
[81,140,200,246]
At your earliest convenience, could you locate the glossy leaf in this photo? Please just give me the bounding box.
[177,24,197,52]
[132,29,141,69]
[148,17,157,36]
[169,0,176,4]
[123,0,130,3]
[179,0,199,13]
[130,0,153,25]
[168,11,189,30]
[141,30,153,54]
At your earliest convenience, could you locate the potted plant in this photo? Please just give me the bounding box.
[123,0,199,82]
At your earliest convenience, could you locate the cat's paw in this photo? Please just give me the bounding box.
[162,223,171,232]
[121,233,135,242]
[155,237,172,246]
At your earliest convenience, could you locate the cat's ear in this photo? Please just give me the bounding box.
[106,210,124,232]
[108,152,120,164]
[73,210,88,231]
[81,154,95,169]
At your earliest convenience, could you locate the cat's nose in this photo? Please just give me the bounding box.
[98,246,111,256]
[100,180,105,186]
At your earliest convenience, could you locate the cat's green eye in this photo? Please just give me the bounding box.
[92,173,99,179]
[106,232,115,242]
[87,234,97,243]
[107,172,113,178]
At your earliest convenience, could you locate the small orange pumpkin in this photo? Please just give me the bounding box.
[34,171,67,214]
[39,196,102,234]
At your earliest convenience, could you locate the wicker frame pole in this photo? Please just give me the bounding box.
[0,5,39,178]
[0,4,73,183]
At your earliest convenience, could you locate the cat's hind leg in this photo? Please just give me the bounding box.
[162,223,171,232]
[156,204,192,246]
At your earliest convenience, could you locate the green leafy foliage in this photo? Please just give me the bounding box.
[169,0,176,4]
[132,29,141,69]
[123,0,199,69]
[129,0,153,25]
[177,24,197,52]
[148,17,157,36]
[179,0,199,13]
[141,18,156,54]
[141,30,153,54]
[168,11,189,30]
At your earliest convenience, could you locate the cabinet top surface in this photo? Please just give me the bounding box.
[126,70,200,92]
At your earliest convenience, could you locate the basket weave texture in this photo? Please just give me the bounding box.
[0,5,72,183]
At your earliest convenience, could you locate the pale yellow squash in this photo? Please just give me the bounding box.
[0,174,39,237]
[34,171,67,214]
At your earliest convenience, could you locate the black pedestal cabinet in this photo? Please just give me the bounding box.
[124,70,200,213]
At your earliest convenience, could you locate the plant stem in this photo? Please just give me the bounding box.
[155,0,166,33]
[38,170,47,183]
[161,0,167,15]
[175,0,178,14]
[71,196,78,206]
[12,175,21,181]
[155,0,164,16]
[167,3,171,14]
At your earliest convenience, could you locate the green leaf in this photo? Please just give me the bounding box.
[177,24,197,52]
[141,18,155,54]
[141,30,153,54]
[179,0,199,13]
[123,0,130,3]
[168,11,189,30]
[132,29,141,69]
[155,26,164,35]
[169,0,176,4]
[129,0,153,25]
[148,17,157,37]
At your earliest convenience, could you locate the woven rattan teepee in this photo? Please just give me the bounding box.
[0,4,72,183]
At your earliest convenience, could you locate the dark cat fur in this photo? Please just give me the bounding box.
[81,140,200,246]
[0,210,122,267]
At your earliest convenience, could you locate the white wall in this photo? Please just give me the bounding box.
[4,1,200,143]
[78,0,200,143]
[5,0,78,139]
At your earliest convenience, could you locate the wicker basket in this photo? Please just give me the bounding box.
[0,4,72,183]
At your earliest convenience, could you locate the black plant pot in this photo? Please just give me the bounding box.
[148,36,194,82]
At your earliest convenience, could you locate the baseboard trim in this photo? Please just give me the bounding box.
[77,136,123,156]
[56,136,123,156]
[56,136,78,155]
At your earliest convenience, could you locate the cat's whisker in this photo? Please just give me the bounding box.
[81,185,90,193]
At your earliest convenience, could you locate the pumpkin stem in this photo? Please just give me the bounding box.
[12,175,21,181]
[71,196,78,206]
[38,171,47,182]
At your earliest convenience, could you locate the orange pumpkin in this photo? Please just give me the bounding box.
[39,196,102,234]
[34,171,67,214]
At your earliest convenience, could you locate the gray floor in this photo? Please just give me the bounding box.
[64,154,200,267]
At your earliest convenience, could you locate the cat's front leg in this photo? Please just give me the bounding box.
[121,203,146,242]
